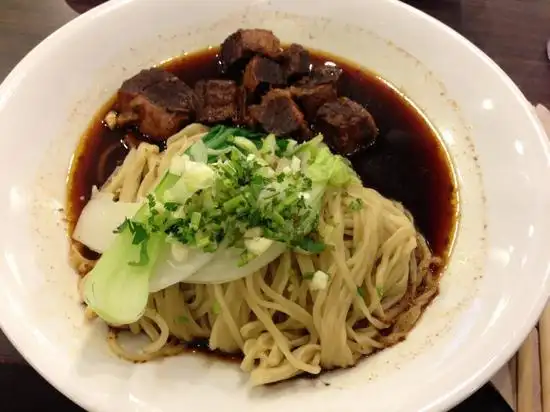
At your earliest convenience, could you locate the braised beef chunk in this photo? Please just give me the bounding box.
[117,68,170,110]
[289,64,341,120]
[243,56,285,96]
[220,29,281,68]
[249,89,309,137]
[290,82,337,120]
[281,43,310,81]
[117,68,197,141]
[195,79,240,123]
[315,97,378,155]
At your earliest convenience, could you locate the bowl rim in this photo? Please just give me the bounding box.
[0,1,549,411]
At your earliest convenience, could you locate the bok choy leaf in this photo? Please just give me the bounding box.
[82,172,180,325]
[82,128,225,325]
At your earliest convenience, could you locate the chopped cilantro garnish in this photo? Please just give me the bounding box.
[155,145,323,253]
[130,222,148,245]
[147,193,156,209]
[297,237,326,254]
[357,287,365,298]
[164,202,180,212]
[114,218,151,266]
[275,139,290,156]
[114,218,130,234]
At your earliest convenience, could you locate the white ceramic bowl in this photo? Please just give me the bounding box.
[0,1,549,411]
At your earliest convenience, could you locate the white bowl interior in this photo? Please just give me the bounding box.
[0,1,549,411]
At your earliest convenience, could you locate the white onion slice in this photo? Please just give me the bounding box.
[148,246,216,292]
[149,240,286,290]
[185,242,286,284]
[73,194,140,253]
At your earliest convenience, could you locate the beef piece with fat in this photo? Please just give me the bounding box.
[289,65,342,120]
[243,56,285,96]
[249,89,310,137]
[195,79,242,123]
[281,43,310,81]
[117,68,197,141]
[315,97,378,155]
[220,29,282,69]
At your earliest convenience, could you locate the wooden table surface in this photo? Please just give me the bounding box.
[0,0,548,410]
